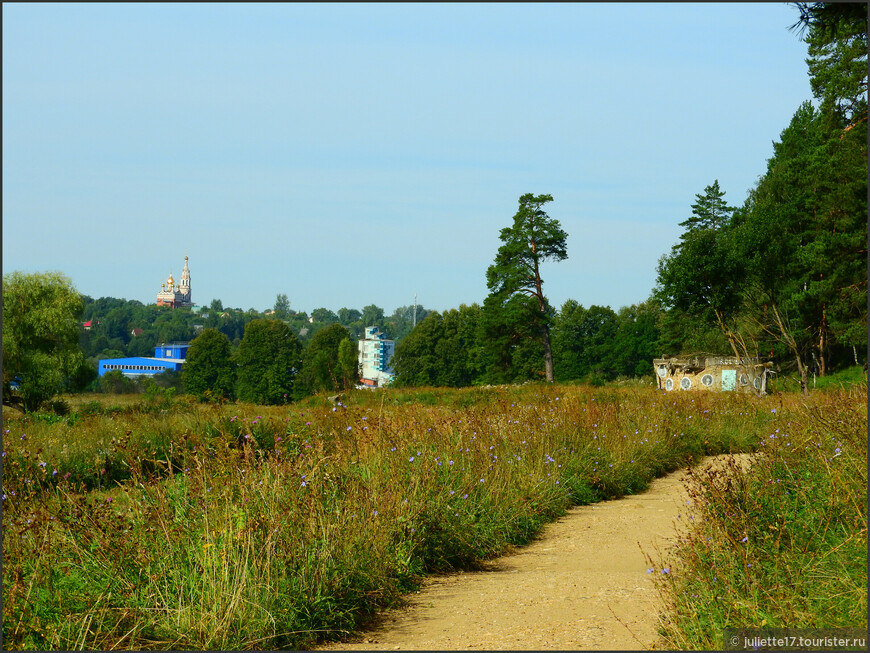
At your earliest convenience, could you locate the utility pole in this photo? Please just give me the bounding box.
[413,293,417,328]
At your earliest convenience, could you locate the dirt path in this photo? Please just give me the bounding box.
[315,455,750,651]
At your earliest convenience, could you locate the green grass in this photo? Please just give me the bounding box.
[770,363,868,393]
[2,382,865,650]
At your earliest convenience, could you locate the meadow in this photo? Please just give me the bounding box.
[2,376,866,650]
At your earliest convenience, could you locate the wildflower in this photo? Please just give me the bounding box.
[346,426,352,431]
[409,456,415,463]
[646,568,653,574]
[661,568,670,574]
[741,537,748,543]
[39,461,47,468]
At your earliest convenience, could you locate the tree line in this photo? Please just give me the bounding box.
[390,299,659,387]
[78,295,428,363]
[2,275,432,410]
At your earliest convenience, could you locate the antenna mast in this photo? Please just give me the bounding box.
[413,293,417,328]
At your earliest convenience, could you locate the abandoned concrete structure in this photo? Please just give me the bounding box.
[653,355,773,395]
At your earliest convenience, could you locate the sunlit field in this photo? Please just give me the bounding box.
[3,380,866,650]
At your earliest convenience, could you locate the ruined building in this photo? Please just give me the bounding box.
[653,355,773,395]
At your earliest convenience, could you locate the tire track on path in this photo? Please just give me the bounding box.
[315,455,750,651]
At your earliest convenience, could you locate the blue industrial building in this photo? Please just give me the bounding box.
[97,342,190,378]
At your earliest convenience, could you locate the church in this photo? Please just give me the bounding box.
[156,256,193,308]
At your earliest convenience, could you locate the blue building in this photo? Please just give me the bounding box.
[98,342,190,378]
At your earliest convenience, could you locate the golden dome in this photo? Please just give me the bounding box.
[167,273,174,287]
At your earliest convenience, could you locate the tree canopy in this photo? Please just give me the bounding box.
[2,271,86,411]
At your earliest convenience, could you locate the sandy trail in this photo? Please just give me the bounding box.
[315,455,748,651]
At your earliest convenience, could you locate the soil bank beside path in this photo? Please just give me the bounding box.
[314,454,751,651]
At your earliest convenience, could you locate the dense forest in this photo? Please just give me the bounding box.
[3,3,866,410]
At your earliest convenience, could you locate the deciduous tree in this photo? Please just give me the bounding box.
[182,328,236,400]
[295,323,355,397]
[2,271,86,412]
[235,319,301,404]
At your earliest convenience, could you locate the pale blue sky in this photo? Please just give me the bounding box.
[3,3,813,315]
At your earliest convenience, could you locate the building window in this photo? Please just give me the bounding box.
[665,378,674,391]
[701,374,714,387]
[680,377,692,390]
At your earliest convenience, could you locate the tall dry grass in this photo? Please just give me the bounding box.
[3,383,859,650]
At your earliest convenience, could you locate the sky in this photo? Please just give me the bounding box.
[3,3,816,316]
